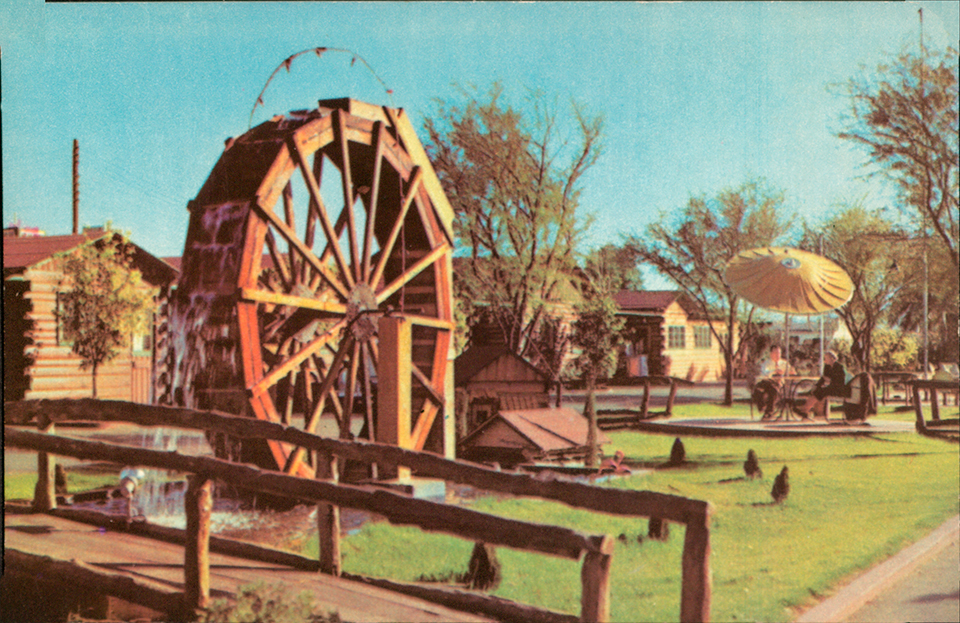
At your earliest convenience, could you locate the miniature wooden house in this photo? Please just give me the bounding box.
[455,345,553,433]
[458,407,610,467]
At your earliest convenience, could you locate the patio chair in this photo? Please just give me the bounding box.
[842,372,877,423]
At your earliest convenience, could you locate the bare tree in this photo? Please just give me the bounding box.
[626,180,792,405]
[425,82,604,371]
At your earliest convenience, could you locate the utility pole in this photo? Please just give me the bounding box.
[72,139,79,235]
[919,8,930,376]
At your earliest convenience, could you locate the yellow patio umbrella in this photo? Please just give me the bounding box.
[724,247,854,362]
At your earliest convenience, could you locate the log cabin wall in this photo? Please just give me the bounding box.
[5,244,174,404]
[20,264,140,401]
[616,291,733,383]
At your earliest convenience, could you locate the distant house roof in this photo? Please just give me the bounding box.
[454,345,548,386]
[3,230,178,284]
[615,290,711,321]
[4,231,104,271]
[460,407,610,453]
[614,290,682,311]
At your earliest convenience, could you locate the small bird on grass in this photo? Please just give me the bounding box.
[771,466,790,503]
[744,449,762,479]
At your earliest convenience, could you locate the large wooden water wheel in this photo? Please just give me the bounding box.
[166,99,454,477]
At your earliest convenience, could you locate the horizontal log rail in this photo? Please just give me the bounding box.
[5,398,712,622]
[5,428,608,560]
[5,399,709,522]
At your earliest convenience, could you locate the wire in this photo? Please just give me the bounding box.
[248,47,395,129]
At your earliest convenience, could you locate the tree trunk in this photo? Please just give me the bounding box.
[723,302,735,406]
[91,362,98,399]
[584,370,599,468]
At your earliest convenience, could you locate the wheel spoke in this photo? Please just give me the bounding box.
[303,335,353,435]
[250,318,347,398]
[363,122,386,282]
[287,136,356,290]
[253,200,350,300]
[342,340,361,439]
[282,183,299,281]
[285,335,352,474]
[264,230,293,291]
[361,342,376,441]
[240,287,347,314]
[377,243,450,305]
[371,167,423,288]
[411,361,444,407]
[302,155,322,282]
[335,110,362,283]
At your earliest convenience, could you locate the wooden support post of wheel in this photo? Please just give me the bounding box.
[580,535,613,623]
[377,316,412,481]
[34,418,56,512]
[184,474,213,611]
[316,450,341,575]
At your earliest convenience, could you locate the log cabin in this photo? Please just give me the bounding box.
[615,290,731,382]
[3,227,178,404]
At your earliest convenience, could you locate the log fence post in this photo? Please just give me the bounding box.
[184,474,213,611]
[680,507,712,623]
[639,380,650,420]
[34,416,57,512]
[913,385,927,433]
[316,450,342,575]
[580,536,613,623]
[665,379,679,417]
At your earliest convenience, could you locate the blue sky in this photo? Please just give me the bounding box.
[2,1,958,263]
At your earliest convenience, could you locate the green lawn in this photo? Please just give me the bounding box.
[5,400,956,622]
[340,403,959,623]
[4,463,121,501]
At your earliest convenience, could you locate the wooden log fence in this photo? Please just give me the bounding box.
[910,379,960,440]
[597,376,696,429]
[5,398,712,622]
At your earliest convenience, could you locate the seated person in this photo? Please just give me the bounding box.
[754,345,793,419]
[796,350,847,419]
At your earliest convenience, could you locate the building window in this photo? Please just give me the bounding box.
[667,325,686,349]
[694,326,712,349]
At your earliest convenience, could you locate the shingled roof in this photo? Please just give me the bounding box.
[4,230,178,284]
[614,290,711,320]
[460,407,609,453]
[454,345,548,386]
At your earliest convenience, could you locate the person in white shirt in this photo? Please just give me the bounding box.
[754,345,793,420]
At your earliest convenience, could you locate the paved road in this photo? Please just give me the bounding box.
[842,536,960,623]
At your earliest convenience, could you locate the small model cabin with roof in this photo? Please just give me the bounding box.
[455,345,553,433]
[458,407,610,467]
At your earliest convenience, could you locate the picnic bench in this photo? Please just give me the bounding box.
[908,378,960,440]
[874,371,918,406]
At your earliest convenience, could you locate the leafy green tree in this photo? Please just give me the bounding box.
[56,234,156,398]
[838,46,959,270]
[571,264,624,468]
[870,326,919,371]
[626,179,792,405]
[799,204,910,372]
[426,82,604,372]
